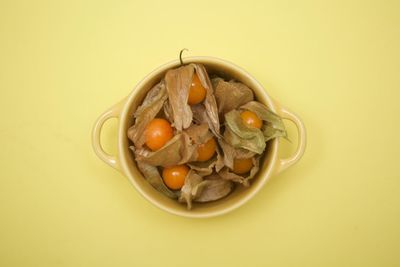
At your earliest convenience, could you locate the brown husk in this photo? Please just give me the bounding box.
[179,171,234,209]
[218,156,260,187]
[134,134,192,167]
[213,77,254,118]
[134,124,212,167]
[192,64,221,137]
[127,81,168,148]
[194,174,234,203]
[164,65,194,131]
[185,123,213,145]
[218,138,256,169]
[215,144,225,172]
[179,170,206,210]
[188,156,216,177]
[136,161,179,199]
[191,104,208,125]
[163,100,174,124]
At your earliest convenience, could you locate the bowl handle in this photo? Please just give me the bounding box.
[274,101,307,174]
[92,100,125,172]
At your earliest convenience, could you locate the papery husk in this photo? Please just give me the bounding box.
[218,138,256,169]
[127,81,168,148]
[194,174,234,203]
[185,123,214,163]
[187,134,225,176]
[213,78,254,117]
[185,123,213,145]
[224,110,266,154]
[186,124,217,176]
[218,156,260,187]
[262,124,287,142]
[179,170,206,210]
[135,134,191,167]
[188,156,216,177]
[179,171,234,209]
[136,161,179,199]
[163,100,174,124]
[240,101,287,141]
[191,104,208,125]
[192,64,221,137]
[165,65,194,131]
[215,144,225,172]
[134,124,212,167]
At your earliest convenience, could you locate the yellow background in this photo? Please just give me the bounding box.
[1,0,399,266]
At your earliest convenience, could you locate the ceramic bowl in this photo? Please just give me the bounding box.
[92,56,306,218]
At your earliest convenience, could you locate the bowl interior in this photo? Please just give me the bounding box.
[119,57,278,218]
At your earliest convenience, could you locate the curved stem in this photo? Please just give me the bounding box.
[179,48,188,66]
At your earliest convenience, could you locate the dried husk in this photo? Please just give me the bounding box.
[192,64,221,137]
[191,104,208,125]
[136,161,179,199]
[215,145,225,172]
[218,156,260,187]
[179,171,234,209]
[134,124,212,167]
[178,170,206,210]
[185,123,213,145]
[186,124,217,176]
[134,134,189,167]
[187,135,225,176]
[218,138,256,169]
[163,100,174,124]
[194,174,234,203]
[165,65,194,131]
[127,81,168,148]
[224,110,266,154]
[185,124,214,163]
[188,156,217,177]
[213,77,254,117]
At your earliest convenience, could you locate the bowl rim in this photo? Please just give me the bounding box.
[117,56,279,218]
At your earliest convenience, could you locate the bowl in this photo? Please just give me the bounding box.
[92,56,306,218]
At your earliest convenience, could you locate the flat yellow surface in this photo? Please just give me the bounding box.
[1,0,399,266]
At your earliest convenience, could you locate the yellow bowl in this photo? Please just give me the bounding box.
[92,56,306,218]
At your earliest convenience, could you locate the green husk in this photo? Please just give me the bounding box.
[223,101,288,154]
[224,110,266,154]
[240,101,287,140]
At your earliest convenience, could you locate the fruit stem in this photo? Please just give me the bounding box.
[179,48,188,66]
